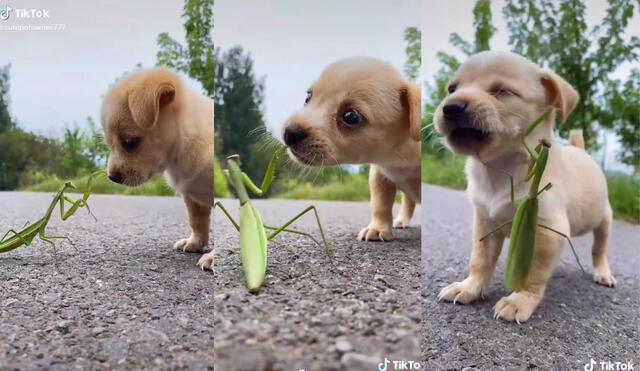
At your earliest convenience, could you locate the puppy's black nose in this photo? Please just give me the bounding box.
[443,100,468,123]
[283,125,308,146]
[108,172,123,184]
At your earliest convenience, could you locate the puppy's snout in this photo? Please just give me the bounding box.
[442,100,469,125]
[283,124,308,146]
[108,172,123,184]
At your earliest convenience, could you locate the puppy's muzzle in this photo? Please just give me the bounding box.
[108,172,123,184]
[442,100,471,128]
[442,99,491,152]
[283,124,308,146]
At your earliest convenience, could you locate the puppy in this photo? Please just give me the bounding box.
[101,68,215,270]
[282,57,421,241]
[435,51,615,323]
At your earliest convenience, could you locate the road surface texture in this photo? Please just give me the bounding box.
[422,184,639,370]
[0,192,214,370]
[213,198,421,371]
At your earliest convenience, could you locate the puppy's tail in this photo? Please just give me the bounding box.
[569,130,585,149]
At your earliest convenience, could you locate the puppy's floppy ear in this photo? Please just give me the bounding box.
[400,83,422,142]
[540,71,579,124]
[128,81,175,129]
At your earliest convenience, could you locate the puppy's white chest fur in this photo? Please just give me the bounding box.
[466,157,528,223]
[378,165,421,202]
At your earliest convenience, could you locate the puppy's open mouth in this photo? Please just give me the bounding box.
[448,126,491,152]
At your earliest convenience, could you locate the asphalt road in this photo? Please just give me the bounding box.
[422,184,639,371]
[213,198,422,371]
[0,192,215,370]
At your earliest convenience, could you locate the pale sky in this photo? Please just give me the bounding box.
[422,0,640,172]
[0,0,199,137]
[215,0,420,135]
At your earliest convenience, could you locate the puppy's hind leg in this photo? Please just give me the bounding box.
[393,193,415,228]
[591,208,616,287]
[174,196,211,255]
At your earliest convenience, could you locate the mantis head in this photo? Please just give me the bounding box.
[65,181,77,190]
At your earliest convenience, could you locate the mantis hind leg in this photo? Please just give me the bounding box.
[266,206,333,264]
[0,229,36,252]
[479,220,512,242]
[536,223,586,275]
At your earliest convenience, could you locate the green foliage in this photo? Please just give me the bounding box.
[274,175,371,202]
[503,0,640,161]
[0,64,15,134]
[26,173,174,196]
[0,130,64,190]
[607,173,640,223]
[214,46,267,182]
[421,154,467,190]
[214,156,230,197]
[157,0,214,97]
[404,27,421,81]
[61,125,94,178]
[600,69,640,170]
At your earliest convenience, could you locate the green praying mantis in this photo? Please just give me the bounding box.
[215,147,333,293]
[0,171,105,256]
[480,109,585,291]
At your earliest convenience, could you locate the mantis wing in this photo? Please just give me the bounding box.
[504,198,538,292]
[240,202,268,293]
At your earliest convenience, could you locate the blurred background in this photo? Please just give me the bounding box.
[421,0,639,223]
[0,0,213,196]
[214,0,420,201]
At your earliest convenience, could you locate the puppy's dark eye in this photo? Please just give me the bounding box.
[341,108,362,127]
[304,91,312,105]
[491,87,516,97]
[121,137,141,151]
[447,84,457,94]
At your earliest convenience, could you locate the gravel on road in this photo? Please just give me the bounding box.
[213,198,422,371]
[0,192,215,370]
[422,184,639,371]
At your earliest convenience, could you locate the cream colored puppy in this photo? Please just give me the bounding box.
[282,57,421,241]
[435,51,615,323]
[101,68,215,270]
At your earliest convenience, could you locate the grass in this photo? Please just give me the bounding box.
[25,173,175,196]
[422,154,467,190]
[422,153,639,224]
[274,175,371,202]
[607,174,640,223]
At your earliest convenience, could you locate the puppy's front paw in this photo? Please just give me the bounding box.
[438,277,486,304]
[196,252,214,271]
[392,215,411,229]
[493,291,541,324]
[357,223,392,241]
[593,267,617,287]
[174,236,206,253]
